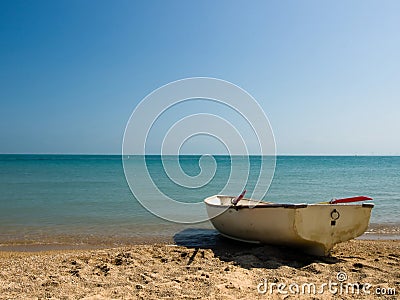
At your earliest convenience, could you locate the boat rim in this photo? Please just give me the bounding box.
[204,195,374,209]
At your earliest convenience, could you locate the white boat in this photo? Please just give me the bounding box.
[204,194,374,256]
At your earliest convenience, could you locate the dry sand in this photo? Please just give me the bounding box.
[0,239,399,299]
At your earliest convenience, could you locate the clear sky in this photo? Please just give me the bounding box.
[1,0,399,155]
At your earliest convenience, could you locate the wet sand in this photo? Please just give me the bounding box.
[0,234,399,299]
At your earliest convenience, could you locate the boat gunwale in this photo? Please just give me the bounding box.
[204,195,374,209]
[229,203,308,209]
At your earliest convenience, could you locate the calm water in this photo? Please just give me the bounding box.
[0,155,399,245]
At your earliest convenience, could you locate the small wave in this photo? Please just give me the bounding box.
[366,223,400,234]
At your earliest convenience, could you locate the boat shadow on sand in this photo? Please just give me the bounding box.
[173,228,343,270]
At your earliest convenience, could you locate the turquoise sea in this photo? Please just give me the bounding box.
[0,155,399,247]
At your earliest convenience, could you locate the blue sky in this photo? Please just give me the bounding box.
[1,0,399,155]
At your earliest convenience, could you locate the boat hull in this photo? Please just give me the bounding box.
[205,195,374,256]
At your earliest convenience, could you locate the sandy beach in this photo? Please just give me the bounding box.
[0,239,398,299]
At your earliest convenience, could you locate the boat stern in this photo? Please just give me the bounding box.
[294,203,374,255]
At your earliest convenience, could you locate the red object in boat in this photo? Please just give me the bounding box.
[232,190,247,205]
[330,196,373,204]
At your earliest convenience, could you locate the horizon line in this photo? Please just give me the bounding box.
[1,153,399,157]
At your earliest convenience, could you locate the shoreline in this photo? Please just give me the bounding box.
[1,236,400,253]
[1,230,400,253]
[1,225,400,253]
